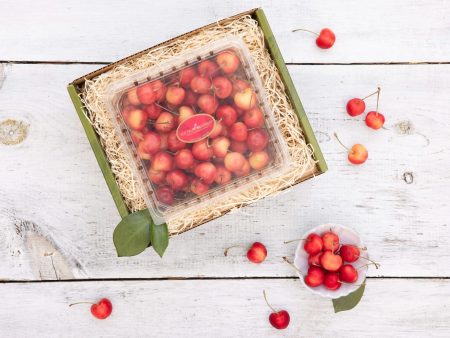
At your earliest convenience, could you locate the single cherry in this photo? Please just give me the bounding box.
[292,27,336,49]
[69,298,113,320]
[339,244,361,263]
[339,264,358,283]
[334,133,368,165]
[321,231,340,252]
[346,87,380,117]
[365,87,385,129]
[303,233,323,255]
[320,250,343,272]
[365,111,385,130]
[224,242,267,264]
[323,272,342,290]
[247,242,268,263]
[263,290,290,330]
[340,245,380,268]
[307,252,323,267]
[304,266,325,287]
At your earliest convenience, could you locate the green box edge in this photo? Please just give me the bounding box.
[67,84,130,218]
[67,8,327,222]
[254,9,328,173]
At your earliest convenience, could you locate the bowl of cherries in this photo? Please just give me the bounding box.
[294,224,374,299]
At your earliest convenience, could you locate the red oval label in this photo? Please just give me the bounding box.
[176,114,215,143]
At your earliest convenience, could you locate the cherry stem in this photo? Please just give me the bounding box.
[375,86,381,113]
[148,121,169,125]
[292,28,319,36]
[361,88,380,101]
[357,256,380,269]
[358,261,380,270]
[224,245,246,257]
[262,290,277,313]
[283,238,305,244]
[155,102,179,115]
[68,301,94,307]
[282,256,304,274]
[334,132,349,151]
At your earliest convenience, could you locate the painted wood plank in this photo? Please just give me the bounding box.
[1,0,449,63]
[0,63,449,280]
[0,279,449,337]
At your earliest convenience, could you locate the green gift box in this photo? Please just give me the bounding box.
[67,8,327,256]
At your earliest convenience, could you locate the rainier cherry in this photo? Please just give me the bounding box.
[174,149,195,170]
[308,252,322,267]
[247,129,269,152]
[211,136,231,158]
[247,242,268,263]
[192,139,213,161]
[155,111,176,133]
[216,50,240,74]
[365,87,385,130]
[69,298,113,320]
[235,159,251,177]
[124,108,147,130]
[212,76,233,99]
[190,75,212,94]
[243,107,264,128]
[151,152,174,172]
[127,87,140,105]
[334,133,368,165]
[292,28,336,49]
[339,264,358,283]
[320,250,343,272]
[323,272,342,290]
[197,60,220,78]
[304,266,325,287]
[166,169,188,191]
[215,165,232,185]
[321,231,340,252]
[179,67,197,87]
[263,290,290,330]
[139,132,161,155]
[190,178,209,195]
[224,152,246,172]
[194,162,217,185]
[303,233,323,255]
[148,169,166,185]
[346,87,380,117]
[137,83,157,104]
[224,242,267,263]
[156,186,175,205]
[248,151,270,170]
[216,105,238,126]
[166,86,185,106]
[339,244,361,263]
[229,122,248,142]
[144,103,162,120]
[234,88,257,110]
[197,94,219,115]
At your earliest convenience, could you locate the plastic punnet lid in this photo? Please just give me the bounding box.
[104,36,292,224]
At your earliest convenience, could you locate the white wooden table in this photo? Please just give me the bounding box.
[1,1,450,337]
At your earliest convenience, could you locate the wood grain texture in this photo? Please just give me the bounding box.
[1,63,449,280]
[0,279,449,337]
[1,0,450,63]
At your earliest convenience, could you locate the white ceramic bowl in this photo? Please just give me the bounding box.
[294,223,369,299]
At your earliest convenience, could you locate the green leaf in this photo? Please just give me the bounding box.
[150,222,169,258]
[113,210,151,257]
[332,282,366,313]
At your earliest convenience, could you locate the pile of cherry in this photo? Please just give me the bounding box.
[120,49,273,206]
[302,231,372,290]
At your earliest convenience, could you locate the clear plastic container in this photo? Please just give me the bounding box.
[104,36,292,224]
